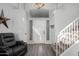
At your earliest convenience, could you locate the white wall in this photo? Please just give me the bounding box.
[0,3,55,43]
[1,3,79,44]
[25,3,56,44]
[0,3,29,42]
[54,3,79,42]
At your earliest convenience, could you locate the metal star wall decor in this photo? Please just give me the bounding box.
[0,9,10,28]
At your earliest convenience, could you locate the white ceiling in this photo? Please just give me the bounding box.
[6,3,63,10]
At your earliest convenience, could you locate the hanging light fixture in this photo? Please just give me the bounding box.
[33,3,45,9]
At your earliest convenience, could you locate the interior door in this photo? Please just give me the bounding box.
[32,20,46,43]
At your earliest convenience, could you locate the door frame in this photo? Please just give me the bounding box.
[29,20,50,43]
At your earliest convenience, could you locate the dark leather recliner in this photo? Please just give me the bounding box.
[0,33,27,56]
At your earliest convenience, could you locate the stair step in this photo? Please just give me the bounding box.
[51,44,63,55]
[51,42,72,56]
[58,43,68,50]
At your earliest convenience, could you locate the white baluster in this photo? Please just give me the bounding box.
[58,36,60,55]
[77,20,79,41]
[63,31,65,52]
[64,29,67,49]
[70,25,72,45]
[74,22,75,43]
[75,21,78,41]
[72,23,74,44]
[69,26,71,47]
[78,19,79,40]
[69,25,71,45]
[66,28,68,48]
[56,38,58,56]
[68,27,70,48]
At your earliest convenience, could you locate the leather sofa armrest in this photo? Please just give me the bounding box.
[0,49,9,56]
[16,41,27,46]
[0,48,13,56]
[16,41,27,52]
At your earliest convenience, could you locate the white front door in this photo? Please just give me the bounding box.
[32,20,46,43]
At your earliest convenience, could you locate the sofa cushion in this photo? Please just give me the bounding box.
[12,45,26,55]
[0,35,4,46]
[0,33,16,48]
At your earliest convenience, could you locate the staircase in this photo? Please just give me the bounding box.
[52,17,79,56]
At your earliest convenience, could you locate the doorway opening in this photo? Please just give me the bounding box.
[29,20,49,43]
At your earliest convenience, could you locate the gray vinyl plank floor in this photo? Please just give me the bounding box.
[25,44,55,56]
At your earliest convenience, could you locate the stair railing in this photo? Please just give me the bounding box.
[56,17,79,56]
